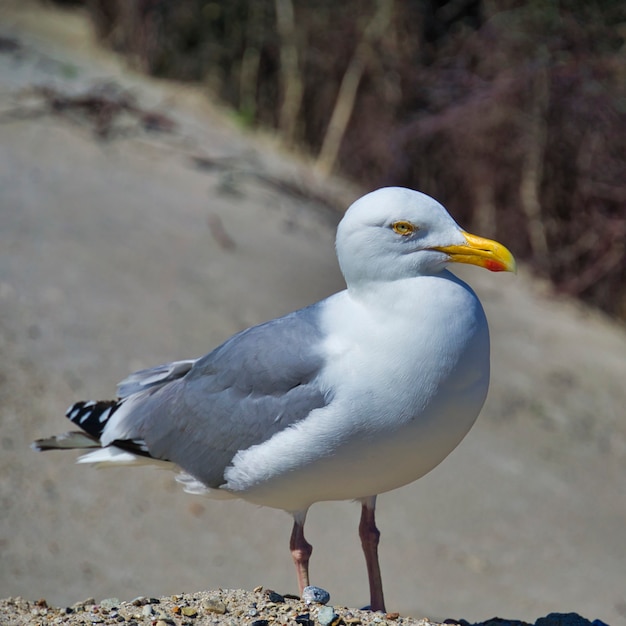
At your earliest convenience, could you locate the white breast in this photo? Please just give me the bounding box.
[223,272,490,512]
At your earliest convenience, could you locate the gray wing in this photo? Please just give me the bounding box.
[116,360,197,398]
[116,303,329,488]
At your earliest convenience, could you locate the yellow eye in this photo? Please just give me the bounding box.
[391,221,416,236]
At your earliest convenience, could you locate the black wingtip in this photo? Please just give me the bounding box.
[66,399,121,439]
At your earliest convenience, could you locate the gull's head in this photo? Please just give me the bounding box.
[336,187,516,287]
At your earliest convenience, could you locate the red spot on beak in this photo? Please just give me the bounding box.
[485,259,507,272]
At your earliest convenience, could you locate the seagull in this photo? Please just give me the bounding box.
[33,187,515,612]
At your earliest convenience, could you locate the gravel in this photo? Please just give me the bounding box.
[0,591,600,626]
[0,589,442,626]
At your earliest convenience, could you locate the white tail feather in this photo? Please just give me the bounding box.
[77,446,174,469]
[175,472,235,499]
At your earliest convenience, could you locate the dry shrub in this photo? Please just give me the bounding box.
[76,0,626,319]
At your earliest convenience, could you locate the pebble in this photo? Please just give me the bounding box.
[141,604,154,617]
[99,598,120,611]
[302,586,331,605]
[251,621,269,626]
[266,590,285,603]
[296,613,314,626]
[181,606,198,617]
[202,598,227,614]
[317,606,338,626]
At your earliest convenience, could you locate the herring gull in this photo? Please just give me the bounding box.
[34,187,516,612]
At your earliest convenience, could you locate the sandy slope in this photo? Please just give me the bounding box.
[1,3,625,624]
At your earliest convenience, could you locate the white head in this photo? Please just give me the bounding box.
[336,187,515,288]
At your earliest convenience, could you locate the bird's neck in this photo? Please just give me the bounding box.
[347,269,457,296]
[345,270,470,317]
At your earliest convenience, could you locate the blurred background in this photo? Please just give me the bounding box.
[0,0,625,624]
[77,0,626,319]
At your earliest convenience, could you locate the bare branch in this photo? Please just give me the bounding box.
[316,0,394,177]
[275,0,304,146]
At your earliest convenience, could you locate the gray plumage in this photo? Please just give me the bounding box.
[69,303,328,489]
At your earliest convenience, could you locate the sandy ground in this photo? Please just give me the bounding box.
[0,592,599,626]
[1,3,625,625]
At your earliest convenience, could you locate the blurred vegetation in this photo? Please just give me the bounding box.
[71,0,625,318]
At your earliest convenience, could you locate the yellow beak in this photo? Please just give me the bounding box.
[431,231,517,273]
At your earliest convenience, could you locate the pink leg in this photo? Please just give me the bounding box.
[359,496,386,612]
[290,510,312,596]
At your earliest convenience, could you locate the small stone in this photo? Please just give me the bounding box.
[386,612,400,620]
[317,606,338,626]
[266,590,285,603]
[141,605,154,617]
[202,598,227,614]
[251,621,269,626]
[155,621,172,626]
[99,598,120,611]
[296,614,313,626]
[302,586,330,605]
[253,585,264,593]
[248,608,258,616]
[181,607,198,618]
[172,606,181,615]
[131,596,148,606]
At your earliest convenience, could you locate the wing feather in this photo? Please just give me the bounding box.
[106,303,329,489]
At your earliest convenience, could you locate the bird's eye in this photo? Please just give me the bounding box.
[391,221,416,236]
